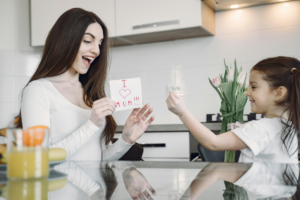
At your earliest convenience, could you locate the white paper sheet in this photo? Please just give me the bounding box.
[109,77,143,111]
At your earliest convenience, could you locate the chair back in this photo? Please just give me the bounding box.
[197,143,240,162]
[112,138,144,161]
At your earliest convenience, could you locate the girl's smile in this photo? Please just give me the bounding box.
[249,99,255,104]
[246,70,276,116]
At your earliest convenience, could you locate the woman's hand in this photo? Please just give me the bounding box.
[166,91,187,117]
[90,97,116,128]
[123,167,156,200]
[122,104,154,144]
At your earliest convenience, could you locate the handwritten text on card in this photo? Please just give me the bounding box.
[109,77,143,111]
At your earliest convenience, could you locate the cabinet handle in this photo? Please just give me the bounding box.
[140,143,166,147]
[133,20,179,30]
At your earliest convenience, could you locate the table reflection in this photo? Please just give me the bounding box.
[0,161,299,200]
[181,162,299,200]
[49,161,156,200]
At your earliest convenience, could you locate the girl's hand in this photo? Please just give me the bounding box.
[166,91,187,116]
[90,97,116,128]
[122,104,154,144]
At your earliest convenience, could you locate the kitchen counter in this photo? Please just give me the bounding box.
[115,122,222,133]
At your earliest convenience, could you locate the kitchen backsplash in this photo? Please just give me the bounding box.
[0,0,300,127]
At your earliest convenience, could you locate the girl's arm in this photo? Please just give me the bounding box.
[166,91,248,151]
[182,163,252,200]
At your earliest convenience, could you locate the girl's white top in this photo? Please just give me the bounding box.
[232,118,298,163]
[235,162,298,199]
[21,78,132,161]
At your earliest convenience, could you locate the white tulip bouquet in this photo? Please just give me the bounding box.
[209,60,248,163]
[209,60,249,200]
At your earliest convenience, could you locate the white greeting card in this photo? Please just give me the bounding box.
[109,77,143,111]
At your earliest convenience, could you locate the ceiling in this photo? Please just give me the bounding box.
[202,0,299,11]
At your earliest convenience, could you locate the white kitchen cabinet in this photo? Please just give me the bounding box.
[114,132,190,162]
[112,0,214,46]
[115,0,203,36]
[31,0,115,46]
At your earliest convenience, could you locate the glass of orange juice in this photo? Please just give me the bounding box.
[6,127,49,179]
[7,178,48,200]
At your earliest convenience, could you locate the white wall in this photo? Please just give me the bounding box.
[0,0,43,128]
[109,1,300,125]
[0,0,299,128]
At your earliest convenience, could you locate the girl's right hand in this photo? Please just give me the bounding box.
[166,91,187,117]
[90,97,116,128]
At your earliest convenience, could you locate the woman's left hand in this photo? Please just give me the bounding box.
[122,104,154,144]
[123,167,156,199]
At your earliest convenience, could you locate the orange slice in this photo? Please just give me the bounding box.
[23,125,49,146]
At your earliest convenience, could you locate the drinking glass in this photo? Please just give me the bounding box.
[6,128,49,179]
[7,178,48,200]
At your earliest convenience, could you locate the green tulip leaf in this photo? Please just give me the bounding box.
[221,82,233,106]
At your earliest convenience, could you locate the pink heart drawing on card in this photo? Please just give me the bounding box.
[119,89,131,99]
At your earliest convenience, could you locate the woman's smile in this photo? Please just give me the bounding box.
[82,56,95,68]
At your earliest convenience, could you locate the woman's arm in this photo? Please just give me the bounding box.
[21,81,101,159]
[166,91,248,151]
[101,136,132,161]
[54,161,102,197]
[50,120,101,159]
[101,104,155,161]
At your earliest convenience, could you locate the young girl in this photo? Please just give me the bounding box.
[166,56,300,163]
[15,8,154,161]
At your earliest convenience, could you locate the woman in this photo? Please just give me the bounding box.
[15,8,154,160]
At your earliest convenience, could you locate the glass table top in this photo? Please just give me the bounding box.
[0,161,298,200]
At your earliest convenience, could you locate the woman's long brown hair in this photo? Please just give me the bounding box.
[252,56,300,155]
[15,8,116,145]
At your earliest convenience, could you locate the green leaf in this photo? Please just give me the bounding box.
[223,182,249,200]
[235,95,248,122]
[221,119,228,133]
[221,110,236,118]
[225,150,236,162]
[231,59,238,110]
[219,73,224,83]
[242,73,247,93]
[220,100,228,114]
[208,78,224,101]
[224,59,229,82]
[236,95,248,112]
[220,82,233,106]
